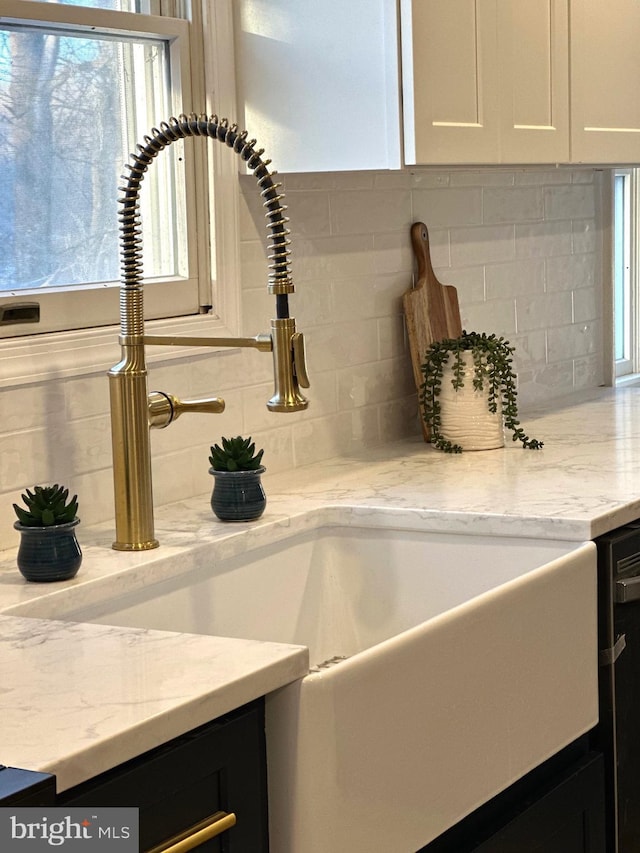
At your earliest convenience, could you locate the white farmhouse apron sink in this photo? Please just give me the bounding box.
[58,525,598,853]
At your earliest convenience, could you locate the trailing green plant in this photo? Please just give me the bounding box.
[13,484,79,527]
[420,330,543,454]
[209,436,265,472]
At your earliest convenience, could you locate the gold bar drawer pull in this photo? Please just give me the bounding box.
[145,811,237,853]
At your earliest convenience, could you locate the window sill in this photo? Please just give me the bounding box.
[615,372,640,388]
[0,314,240,389]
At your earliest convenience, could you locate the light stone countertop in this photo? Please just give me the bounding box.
[2,384,640,792]
[0,616,307,792]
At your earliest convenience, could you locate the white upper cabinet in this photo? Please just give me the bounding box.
[233,0,639,171]
[571,0,640,164]
[402,0,569,165]
[232,0,402,172]
[497,0,569,163]
[401,0,500,164]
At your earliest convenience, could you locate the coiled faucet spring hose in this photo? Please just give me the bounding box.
[118,113,293,337]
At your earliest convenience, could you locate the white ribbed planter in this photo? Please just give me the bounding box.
[438,358,504,451]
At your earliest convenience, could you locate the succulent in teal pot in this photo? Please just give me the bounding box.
[208,437,266,521]
[13,484,82,582]
[209,436,265,472]
[13,484,79,527]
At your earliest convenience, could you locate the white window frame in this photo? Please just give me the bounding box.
[0,0,242,388]
[613,168,640,384]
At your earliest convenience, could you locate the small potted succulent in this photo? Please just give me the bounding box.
[208,436,266,521]
[420,330,544,454]
[13,484,82,582]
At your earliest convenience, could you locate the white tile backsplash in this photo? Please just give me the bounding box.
[515,170,570,186]
[517,292,574,333]
[378,316,407,361]
[450,224,516,266]
[450,169,515,188]
[574,354,604,390]
[438,265,486,303]
[411,187,483,227]
[0,166,606,549]
[544,184,597,220]
[482,187,544,224]
[572,218,599,254]
[463,298,517,336]
[573,287,600,323]
[511,330,548,366]
[545,253,597,292]
[329,189,411,234]
[485,259,545,300]
[515,220,574,257]
[547,321,600,362]
[0,384,66,434]
[517,360,576,401]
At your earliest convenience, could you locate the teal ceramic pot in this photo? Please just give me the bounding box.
[209,467,267,522]
[14,518,82,582]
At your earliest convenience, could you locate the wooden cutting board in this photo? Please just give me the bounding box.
[403,222,463,440]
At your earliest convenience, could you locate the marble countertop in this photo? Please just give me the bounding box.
[2,384,640,793]
[0,616,307,792]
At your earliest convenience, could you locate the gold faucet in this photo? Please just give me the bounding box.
[109,114,309,551]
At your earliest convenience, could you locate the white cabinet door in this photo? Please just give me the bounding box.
[402,0,500,165]
[497,0,569,163]
[571,0,640,164]
[402,0,569,165]
[233,0,401,173]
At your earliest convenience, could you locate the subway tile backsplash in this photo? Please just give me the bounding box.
[0,167,604,547]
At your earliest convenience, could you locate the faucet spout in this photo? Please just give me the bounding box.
[109,114,309,551]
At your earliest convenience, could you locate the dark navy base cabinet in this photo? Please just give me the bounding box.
[421,738,605,853]
[0,765,56,806]
[59,699,269,852]
[3,710,606,853]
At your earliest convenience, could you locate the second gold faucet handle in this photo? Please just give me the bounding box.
[148,391,225,428]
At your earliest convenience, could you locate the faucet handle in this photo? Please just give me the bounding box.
[148,391,225,428]
[292,332,310,388]
[267,318,310,412]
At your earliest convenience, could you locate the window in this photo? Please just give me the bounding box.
[613,168,639,381]
[0,0,238,350]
